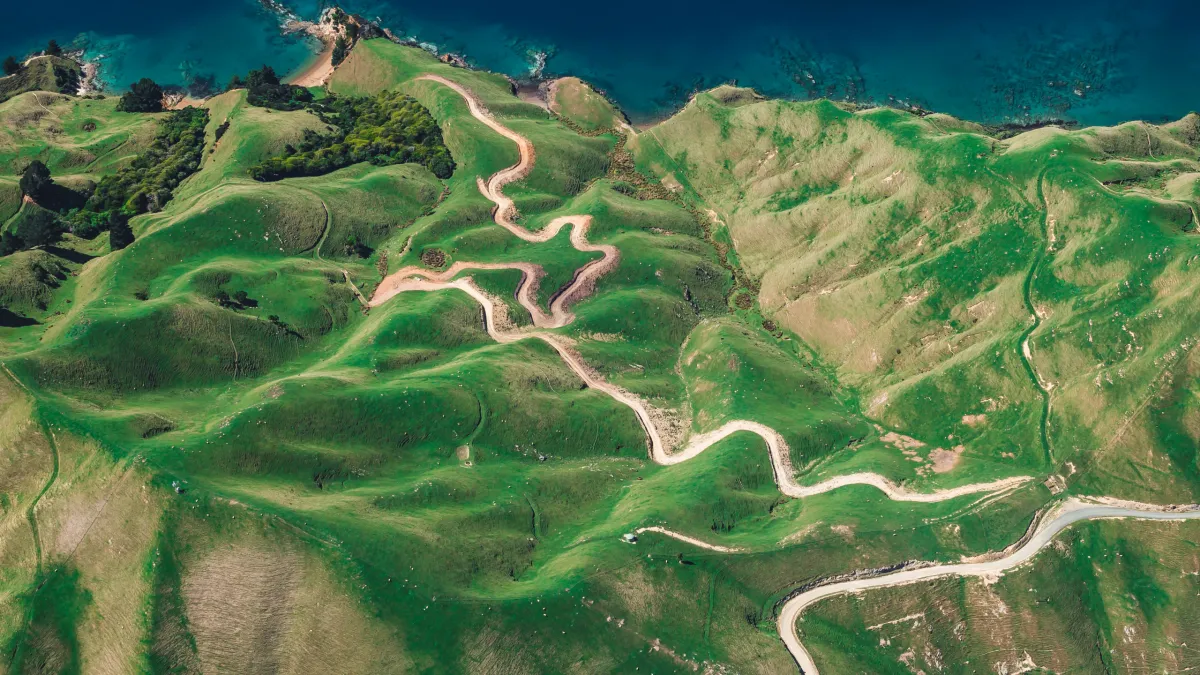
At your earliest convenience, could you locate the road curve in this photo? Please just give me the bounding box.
[372,75,1034,503]
[779,499,1200,674]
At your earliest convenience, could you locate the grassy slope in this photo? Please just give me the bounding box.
[634,88,1200,501]
[803,519,1200,673]
[549,77,623,132]
[0,56,82,106]
[0,36,1194,673]
[0,92,158,178]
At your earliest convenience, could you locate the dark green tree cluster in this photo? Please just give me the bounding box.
[228,65,312,111]
[78,107,208,218]
[6,108,206,257]
[19,160,52,201]
[56,108,208,250]
[2,107,207,257]
[1,161,72,254]
[214,289,256,309]
[117,78,164,113]
[331,38,348,67]
[0,205,63,255]
[249,90,454,181]
[108,214,134,250]
[330,19,360,67]
[3,56,20,76]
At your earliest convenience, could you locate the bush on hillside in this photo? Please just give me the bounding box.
[17,160,86,212]
[0,231,22,256]
[108,214,134,250]
[19,160,52,201]
[83,107,208,215]
[249,90,454,181]
[9,205,65,249]
[230,65,313,111]
[57,107,208,241]
[2,56,19,76]
[117,78,164,113]
[45,40,62,57]
[331,37,348,67]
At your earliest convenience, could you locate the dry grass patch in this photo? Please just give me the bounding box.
[181,525,409,675]
[29,432,164,675]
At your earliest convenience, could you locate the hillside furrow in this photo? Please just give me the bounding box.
[371,75,1035,504]
[1019,167,1054,465]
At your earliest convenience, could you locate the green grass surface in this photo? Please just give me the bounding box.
[0,36,1197,673]
[0,56,81,106]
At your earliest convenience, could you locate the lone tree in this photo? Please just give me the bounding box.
[117,78,164,113]
[45,40,62,57]
[108,214,134,250]
[19,160,52,202]
[2,56,19,76]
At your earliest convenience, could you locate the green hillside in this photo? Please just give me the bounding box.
[0,35,1198,674]
[633,87,1200,501]
[0,56,82,106]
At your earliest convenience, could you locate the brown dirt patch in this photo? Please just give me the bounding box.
[830,524,856,541]
[929,445,965,473]
[881,431,925,451]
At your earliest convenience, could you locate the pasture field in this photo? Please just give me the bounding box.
[0,36,1197,673]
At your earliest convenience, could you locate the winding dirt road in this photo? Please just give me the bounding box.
[779,498,1200,674]
[371,76,1200,674]
[370,75,1034,503]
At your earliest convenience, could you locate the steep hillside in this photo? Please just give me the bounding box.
[634,88,1200,502]
[0,56,82,105]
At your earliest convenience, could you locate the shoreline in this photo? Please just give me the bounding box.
[279,6,347,88]
[37,0,1175,134]
[165,93,206,110]
[288,42,335,87]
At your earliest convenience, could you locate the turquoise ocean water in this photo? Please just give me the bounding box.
[4,0,1199,125]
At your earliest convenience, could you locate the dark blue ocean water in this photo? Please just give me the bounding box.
[5,0,1199,125]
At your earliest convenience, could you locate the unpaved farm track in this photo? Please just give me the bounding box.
[372,75,1034,503]
[779,499,1200,673]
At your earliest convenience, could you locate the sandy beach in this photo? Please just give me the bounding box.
[166,93,206,110]
[288,43,334,87]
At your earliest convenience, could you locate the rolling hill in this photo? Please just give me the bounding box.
[0,34,1198,674]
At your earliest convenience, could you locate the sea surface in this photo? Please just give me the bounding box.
[5,0,1199,126]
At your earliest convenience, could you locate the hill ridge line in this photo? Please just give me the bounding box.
[369,74,1035,504]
